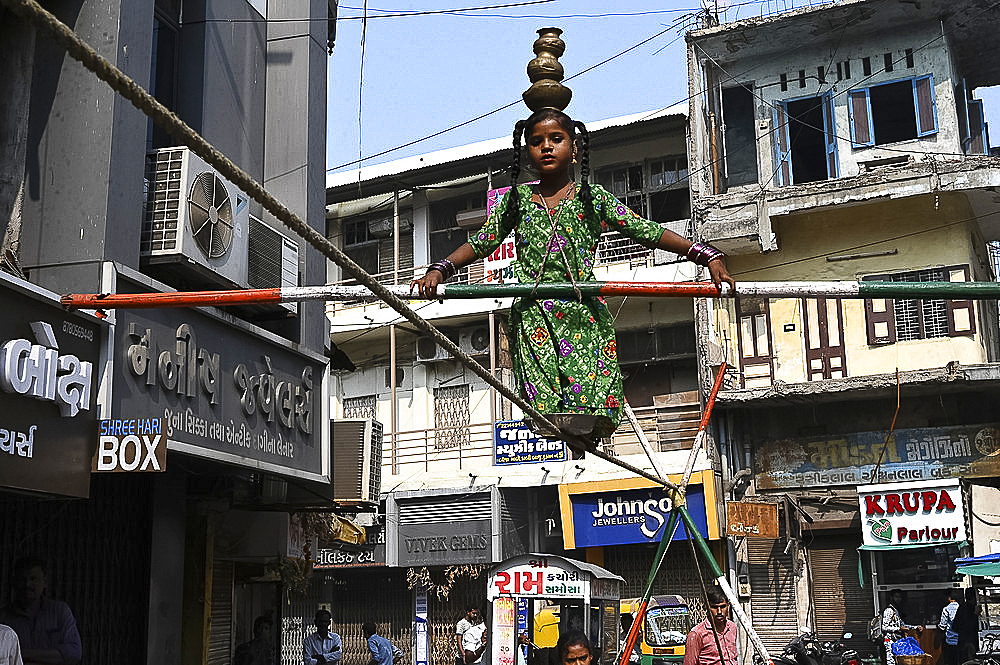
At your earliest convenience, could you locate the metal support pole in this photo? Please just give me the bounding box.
[678,506,771,663]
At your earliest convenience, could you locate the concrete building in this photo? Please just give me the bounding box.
[686,0,1000,659]
[0,1,333,664]
[324,108,729,665]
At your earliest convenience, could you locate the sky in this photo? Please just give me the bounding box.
[325,0,999,176]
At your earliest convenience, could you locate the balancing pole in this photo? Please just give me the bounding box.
[60,279,1000,310]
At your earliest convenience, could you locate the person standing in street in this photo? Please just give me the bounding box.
[364,621,403,665]
[684,588,738,665]
[456,607,485,665]
[954,588,981,663]
[937,589,963,665]
[303,609,342,665]
[881,589,922,665]
[460,609,487,665]
[0,556,81,665]
[234,615,275,665]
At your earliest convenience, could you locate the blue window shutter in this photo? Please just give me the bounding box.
[848,89,873,148]
[913,74,938,137]
[968,99,987,155]
[822,92,839,178]
[773,104,792,186]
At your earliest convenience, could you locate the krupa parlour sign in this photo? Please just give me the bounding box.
[858,479,966,547]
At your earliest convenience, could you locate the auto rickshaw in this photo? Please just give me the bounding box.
[620,595,694,665]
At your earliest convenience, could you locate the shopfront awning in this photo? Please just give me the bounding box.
[955,553,1000,576]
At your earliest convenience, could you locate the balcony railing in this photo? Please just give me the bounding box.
[380,400,702,477]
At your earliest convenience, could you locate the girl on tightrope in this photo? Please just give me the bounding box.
[411,108,734,439]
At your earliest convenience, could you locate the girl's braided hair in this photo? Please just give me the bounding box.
[503,109,594,231]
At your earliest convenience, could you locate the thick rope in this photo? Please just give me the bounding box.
[4,0,675,487]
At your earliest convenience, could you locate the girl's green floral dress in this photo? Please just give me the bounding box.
[467,183,664,431]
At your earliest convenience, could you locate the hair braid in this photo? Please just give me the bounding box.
[504,120,527,230]
[573,120,594,218]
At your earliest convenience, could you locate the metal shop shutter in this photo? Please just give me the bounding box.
[809,537,874,656]
[747,538,799,652]
[208,559,235,665]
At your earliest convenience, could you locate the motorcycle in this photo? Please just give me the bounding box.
[759,632,860,665]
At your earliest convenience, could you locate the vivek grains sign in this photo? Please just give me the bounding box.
[858,479,966,547]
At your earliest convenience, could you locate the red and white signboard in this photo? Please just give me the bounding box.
[488,556,592,601]
[858,479,966,547]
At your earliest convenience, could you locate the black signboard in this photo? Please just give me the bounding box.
[111,305,328,481]
[0,277,103,498]
[397,519,493,567]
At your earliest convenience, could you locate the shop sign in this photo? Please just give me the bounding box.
[726,501,779,538]
[493,596,517,665]
[481,183,535,284]
[755,424,1000,489]
[397,519,492,567]
[488,556,586,600]
[313,529,386,568]
[858,479,966,547]
[494,420,566,465]
[111,307,327,480]
[0,278,102,498]
[93,419,166,472]
[568,486,708,548]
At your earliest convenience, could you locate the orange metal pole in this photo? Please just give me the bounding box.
[61,288,283,310]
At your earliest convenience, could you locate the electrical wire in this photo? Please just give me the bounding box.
[358,0,369,194]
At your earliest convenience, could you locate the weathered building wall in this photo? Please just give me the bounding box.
[709,194,991,384]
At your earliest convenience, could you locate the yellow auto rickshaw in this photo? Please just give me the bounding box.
[620,595,694,665]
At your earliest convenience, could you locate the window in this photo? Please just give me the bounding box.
[595,159,689,266]
[848,75,937,148]
[955,80,989,155]
[429,193,484,278]
[597,158,688,221]
[722,84,759,187]
[343,395,377,420]
[862,265,976,345]
[340,215,414,280]
[736,297,774,388]
[433,384,470,450]
[342,218,378,274]
[147,1,181,151]
[773,92,838,186]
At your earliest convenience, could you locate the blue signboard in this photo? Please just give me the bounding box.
[494,420,567,465]
[570,486,709,548]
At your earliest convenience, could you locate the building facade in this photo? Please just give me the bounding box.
[0,1,333,664]
[686,0,1000,659]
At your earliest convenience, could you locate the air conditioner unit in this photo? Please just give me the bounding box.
[248,215,299,315]
[416,331,460,362]
[460,326,491,356]
[455,208,488,230]
[332,418,383,504]
[141,147,249,288]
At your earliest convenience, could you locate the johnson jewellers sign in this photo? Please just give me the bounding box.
[569,486,709,548]
[112,305,327,481]
[858,479,966,547]
[0,277,102,498]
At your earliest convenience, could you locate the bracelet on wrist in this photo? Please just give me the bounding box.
[685,241,725,267]
[427,258,456,280]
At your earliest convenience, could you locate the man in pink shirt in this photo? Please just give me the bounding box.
[684,588,738,665]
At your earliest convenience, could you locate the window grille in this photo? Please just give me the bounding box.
[433,384,470,449]
[343,394,377,420]
[863,265,975,344]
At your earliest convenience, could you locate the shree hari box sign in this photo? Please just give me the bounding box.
[858,479,966,547]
